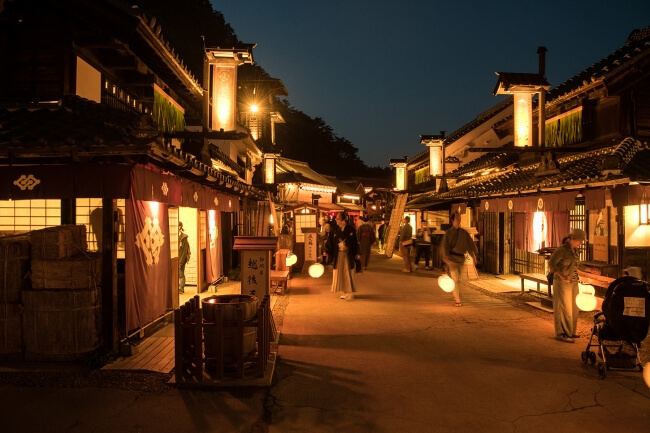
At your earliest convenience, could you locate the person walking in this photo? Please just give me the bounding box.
[357,216,376,270]
[325,212,361,300]
[548,228,586,343]
[377,219,387,253]
[398,215,413,273]
[318,216,331,264]
[441,212,477,307]
[414,221,432,271]
[178,222,191,294]
[281,217,294,235]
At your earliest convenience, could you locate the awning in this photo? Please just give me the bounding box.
[480,191,578,213]
[318,202,344,212]
[338,203,364,212]
[610,184,650,207]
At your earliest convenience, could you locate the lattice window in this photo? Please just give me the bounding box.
[0,199,61,233]
[75,198,126,259]
[570,197,586,261]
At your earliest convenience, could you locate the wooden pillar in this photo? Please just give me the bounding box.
[101,199,119,352]
[617,206,626,270]
[60,198,75,225]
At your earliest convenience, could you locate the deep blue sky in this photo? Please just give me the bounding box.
[211,1,650,168]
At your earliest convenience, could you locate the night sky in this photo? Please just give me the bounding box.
[211,1,650,167]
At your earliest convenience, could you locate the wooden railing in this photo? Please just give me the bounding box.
[174,294,273,383]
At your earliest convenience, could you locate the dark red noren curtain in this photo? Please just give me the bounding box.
[125,196,172,332]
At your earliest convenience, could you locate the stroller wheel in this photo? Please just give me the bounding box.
[597,362,607,379]
[589,351,597,364]
[581,351,589,364]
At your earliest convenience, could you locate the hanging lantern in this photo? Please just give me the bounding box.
[285,252,298,267]
[309,263,325,278]
[438,274,455,293]
[576,283,597,311]
[643,362,650,388]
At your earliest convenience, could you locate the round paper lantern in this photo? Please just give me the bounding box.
[643,362,650,389]
[286,252,298,266]
[309,263,325,278]
[438,274,455,293]
[576,284,597,311]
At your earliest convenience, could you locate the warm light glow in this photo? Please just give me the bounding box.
[286,252,298,266]
[269,214,274,225]
[514,92,532,147]
[149,201,159,216]
[396,166,405,191]
[208,299,216,304]
[264,156,275,184]
[342,194,359,200]
[308,263,325,278]
[640,204,649,225]
[532,211,546,250]
[250,104,259,113]
[576,284,597,311]
[643,362,650,388]
[438,274,455,293]
[430,145,443,176]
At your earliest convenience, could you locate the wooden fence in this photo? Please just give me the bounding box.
[174,294,273,383]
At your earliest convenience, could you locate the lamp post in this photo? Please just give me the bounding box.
[389,157,408,191]
[421,131,446,192]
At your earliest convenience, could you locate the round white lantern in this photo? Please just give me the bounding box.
[643,362,650,389]
[438,274,455,293]
[576,283,597,311]
[309,263,325,278]
[286,252,298,266]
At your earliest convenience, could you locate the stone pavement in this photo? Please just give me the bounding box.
[1,250,649,433]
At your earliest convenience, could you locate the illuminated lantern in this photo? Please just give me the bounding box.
[643,362,650,388]
[438,274,455,293]
[286,252,298,267]
[309,263,325,278]
[576,284,597,311]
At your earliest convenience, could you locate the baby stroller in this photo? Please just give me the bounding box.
[581,276,650,379]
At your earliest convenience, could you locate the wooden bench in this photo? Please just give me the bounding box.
[270,270,290,295]
[519,273,552,296]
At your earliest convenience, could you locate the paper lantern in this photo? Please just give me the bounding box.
[309,263,325,278]
[286,252,298,266]
[643,362,650,389]
[576,283,597,311]
[438,274,455,293]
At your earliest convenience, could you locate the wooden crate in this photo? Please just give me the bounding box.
[0,303,23,361]
[22,287,101,362]
[0,235,31,303]
[29,225,87,260]
[30,252,101,290]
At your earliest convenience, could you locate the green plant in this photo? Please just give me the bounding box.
[228,267,241,281]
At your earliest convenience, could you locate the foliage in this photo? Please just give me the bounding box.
[228,267,241,281]
[153,90,186,133]
[545,110,582,148]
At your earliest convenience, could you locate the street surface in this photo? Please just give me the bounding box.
[1,251,649,432]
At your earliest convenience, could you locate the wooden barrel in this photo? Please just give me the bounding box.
[202,295,258,365]
[0,236,31,304]
[22,288,101,362]
[0,303,23,361]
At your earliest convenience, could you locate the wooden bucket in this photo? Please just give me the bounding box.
[0,303,23,361]
[0,236,31,303]
[22,288,101,362]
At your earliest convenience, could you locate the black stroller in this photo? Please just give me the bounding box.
[581,276,650,378]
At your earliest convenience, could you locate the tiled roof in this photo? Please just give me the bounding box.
[0,95,158,155]
[446,148,519,179]
[436,138,648,199]
[547,26,650,101]
[275,158,335,187]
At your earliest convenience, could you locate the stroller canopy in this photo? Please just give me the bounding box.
[602,276,650,345]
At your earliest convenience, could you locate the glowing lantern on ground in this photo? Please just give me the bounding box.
[309,263,325,278]
[286,252,298,267]
[576,283,597,311]
[438,274,455,293]
[643,362,650,389]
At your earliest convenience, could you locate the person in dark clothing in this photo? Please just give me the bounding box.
[178,222,191,294]
[414,222,432,271]
[377,219,387,253]
[357,217,376,270]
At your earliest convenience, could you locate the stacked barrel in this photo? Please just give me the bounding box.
[0,235,31,361]
[23,225,102,362]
